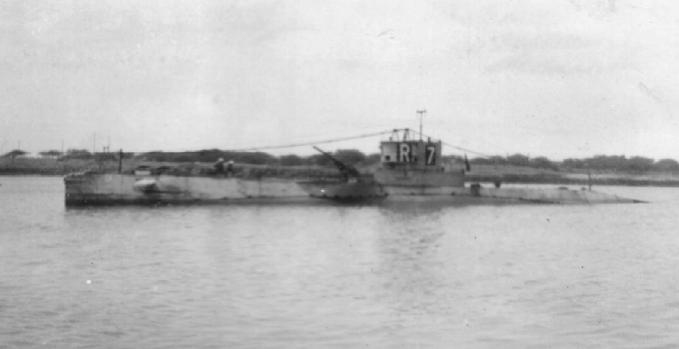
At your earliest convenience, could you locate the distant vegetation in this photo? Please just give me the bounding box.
[1,149,28,160]
[131,150,679,174]
[137,148,373,167]
[468,154,679,173]
[1,148,678,177]
[560,155,679,173]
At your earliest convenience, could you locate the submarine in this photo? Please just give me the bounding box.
[63,128,643,206]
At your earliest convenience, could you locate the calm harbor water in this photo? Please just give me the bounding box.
[2,176,679,348]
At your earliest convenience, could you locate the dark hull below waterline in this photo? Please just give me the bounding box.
[64,192,644,207]
[296,180,388,201]
[64,194,319,207]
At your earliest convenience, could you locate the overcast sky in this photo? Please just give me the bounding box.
[2,0,679,159]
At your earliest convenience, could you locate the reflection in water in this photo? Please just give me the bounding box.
[375,207,449,315]
[3,177,679,348]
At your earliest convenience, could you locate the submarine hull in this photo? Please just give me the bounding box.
[64,172,311,206]
[296,180,388,202]
[64,172,643,206]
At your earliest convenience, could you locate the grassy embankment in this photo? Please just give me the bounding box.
[0,158,97,175]
[0,157,342,179]
[3,157,679,186]
[465,163,679,187]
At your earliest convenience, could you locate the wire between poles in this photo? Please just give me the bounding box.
[225,128,494,158]
[410,128,494,158]
[225,130,395,152]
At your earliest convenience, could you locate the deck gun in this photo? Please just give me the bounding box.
[312,146,361,182]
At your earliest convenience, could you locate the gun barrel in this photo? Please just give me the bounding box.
[312,146,360,179]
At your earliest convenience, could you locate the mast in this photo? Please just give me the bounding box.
[416,109,426,141]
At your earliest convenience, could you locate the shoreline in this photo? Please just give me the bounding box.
[3,167,679,187]
[465,174,679,188]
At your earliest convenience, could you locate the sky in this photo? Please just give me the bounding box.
[2,0,679,159]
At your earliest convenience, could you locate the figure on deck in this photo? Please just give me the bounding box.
[214,158,225,174]
[226,160,235,176]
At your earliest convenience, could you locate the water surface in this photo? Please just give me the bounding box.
[2,176,679,348]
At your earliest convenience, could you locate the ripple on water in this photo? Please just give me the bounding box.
[3,178,679,348]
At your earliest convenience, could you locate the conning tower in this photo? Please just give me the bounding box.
[379,128,444,171]
[374,129,465,192]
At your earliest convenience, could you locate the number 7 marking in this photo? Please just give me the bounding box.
[426,145,436,165]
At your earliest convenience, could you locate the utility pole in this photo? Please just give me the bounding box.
[416,109,426,141]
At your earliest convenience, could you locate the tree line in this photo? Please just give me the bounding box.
[137,149,375,167]
[468,154,679,173]
[3,148,679,173]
